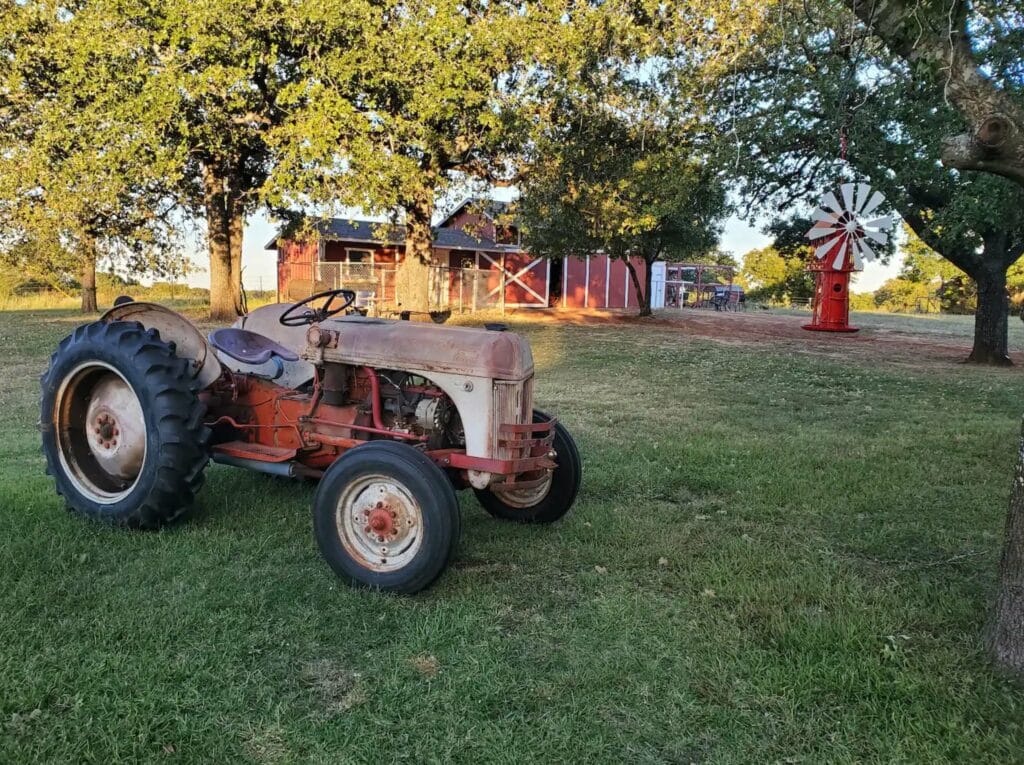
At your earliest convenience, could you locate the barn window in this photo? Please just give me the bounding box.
[346,248,373,264]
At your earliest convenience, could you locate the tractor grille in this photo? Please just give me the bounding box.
[493,378,533,460]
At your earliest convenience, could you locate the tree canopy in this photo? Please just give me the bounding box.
[0,0,184,310]
[519,90,729,315]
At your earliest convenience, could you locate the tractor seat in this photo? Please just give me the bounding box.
[208,328,300,366]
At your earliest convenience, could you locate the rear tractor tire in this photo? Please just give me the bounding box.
[312,441,461,594]
[475,410,581,524]
[40,320,210,528]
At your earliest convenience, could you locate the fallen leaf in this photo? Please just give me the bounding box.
[594,565,608,574]
[657,557,669,567]
[702,588,717,598]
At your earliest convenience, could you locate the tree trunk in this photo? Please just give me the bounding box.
[624,256,655,317]
[642,257,654,317]
[395,192,434,316]
[968,266,1012,365]
[203,164,243,320]
[80,246,98,313]
[624,258,646,317]
[987,419,1024,679]
[228,199,246,314]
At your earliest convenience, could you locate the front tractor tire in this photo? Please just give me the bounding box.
[312,441,461,594]
[475,410,581,524]
[40,320,210,528]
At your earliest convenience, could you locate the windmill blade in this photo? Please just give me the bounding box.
[864,216,893,230]
[811,208,839,224]
[854,183,873,214]
[821,190,843,215]
[855,238,878,263]
[832,241,849,270]
[841,183,857,214]
[860,191,885,218]
[815,234,846,260]
[807,225,841,241]
[864,228,888,245]
[850,242,864,270]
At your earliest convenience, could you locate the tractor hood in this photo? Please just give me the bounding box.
[318,317,534,380]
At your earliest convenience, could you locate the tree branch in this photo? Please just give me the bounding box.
[843,0,1024,187]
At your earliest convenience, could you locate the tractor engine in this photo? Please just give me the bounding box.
[349,368,464,450]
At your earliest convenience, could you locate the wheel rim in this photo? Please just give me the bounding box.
[54,361,147,504]
[335,474,424,572]
[490,470,554,509]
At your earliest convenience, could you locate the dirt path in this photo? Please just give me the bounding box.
[509,307,1024,369]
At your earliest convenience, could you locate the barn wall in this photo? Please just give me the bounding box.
[446,210,495,240]
[275,232,556,310]
[563,257,589,308]
[587,255,608,308]
[607,258,629,308]
[276,239,319,298]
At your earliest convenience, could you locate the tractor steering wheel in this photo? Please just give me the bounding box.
[279,289,357,327]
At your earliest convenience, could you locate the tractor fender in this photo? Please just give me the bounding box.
[100,302,222,388]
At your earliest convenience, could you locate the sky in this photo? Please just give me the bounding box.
[192,198,905,295]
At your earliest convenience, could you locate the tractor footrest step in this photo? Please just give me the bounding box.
[211,441,297,463]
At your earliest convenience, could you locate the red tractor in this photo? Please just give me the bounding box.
[40,290,581,593]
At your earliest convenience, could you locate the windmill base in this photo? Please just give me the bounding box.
[802,323,859,333]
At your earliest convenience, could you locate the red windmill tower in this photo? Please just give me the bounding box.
[803,182,893,333]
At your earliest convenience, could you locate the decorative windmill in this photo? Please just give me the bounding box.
[803,182,893,333]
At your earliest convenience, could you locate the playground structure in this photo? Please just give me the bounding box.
[663,263,744,311]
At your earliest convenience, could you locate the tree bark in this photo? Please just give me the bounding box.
[642,257,654,316]
[395,191,434,316]
[968,266,1012,366]
[228,198,246,314]
[844,0,1024,187]
[987,420,1024,679]
[80,245,98,313]
[203,164,244,320]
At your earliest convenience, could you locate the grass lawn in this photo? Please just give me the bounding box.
[2,306,1024,763]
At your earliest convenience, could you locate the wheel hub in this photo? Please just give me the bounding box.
[55,362,148,503]
[93,412,118,448]
[365,503,398,541]
[84,375,146,481]
[336,477,423,572]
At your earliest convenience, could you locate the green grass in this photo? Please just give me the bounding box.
[2,307,1024,763]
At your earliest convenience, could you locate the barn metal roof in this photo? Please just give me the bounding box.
[265,216,520,253]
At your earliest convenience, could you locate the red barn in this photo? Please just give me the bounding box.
[268,200,651,312]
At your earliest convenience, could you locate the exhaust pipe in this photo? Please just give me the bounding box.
[211,453,322,480]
